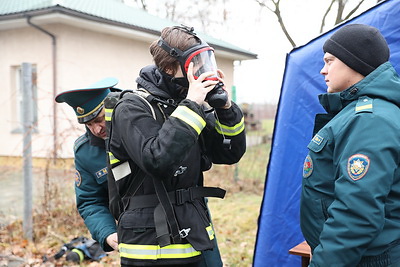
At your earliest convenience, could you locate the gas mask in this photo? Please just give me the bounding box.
[157,26,228,108]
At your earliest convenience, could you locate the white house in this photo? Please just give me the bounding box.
[0,0,257,160]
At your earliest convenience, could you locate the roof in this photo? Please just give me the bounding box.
[0,0,257,60]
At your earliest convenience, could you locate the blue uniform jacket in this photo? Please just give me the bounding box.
[301,62,400,266]
[74,130,116,251]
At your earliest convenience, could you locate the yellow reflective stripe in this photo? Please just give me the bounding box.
[119,243,201,260]
[206,224,215,240]
[105,108,113,121]
[215,117,245,136]
[71,248,84,262]
[355,104,373,111]
[108,152,120,164]
[170,106,206,135]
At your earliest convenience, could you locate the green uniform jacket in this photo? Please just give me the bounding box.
[301,62,400,266]
[74,130,117,251]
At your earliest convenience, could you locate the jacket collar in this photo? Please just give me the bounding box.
[86,127,105,148]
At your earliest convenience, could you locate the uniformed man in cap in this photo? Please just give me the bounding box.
[55,78,119,252]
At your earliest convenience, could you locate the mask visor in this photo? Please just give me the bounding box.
[184,47,219,80]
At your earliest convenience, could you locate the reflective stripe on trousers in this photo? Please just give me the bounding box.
[119,243,201,260]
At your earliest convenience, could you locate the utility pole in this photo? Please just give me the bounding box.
[22,62,33,241]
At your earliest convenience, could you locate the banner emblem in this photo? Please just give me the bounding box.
[303,155,313,178]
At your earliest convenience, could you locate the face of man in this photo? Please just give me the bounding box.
[85,108,107,139]
[320,52,365,93]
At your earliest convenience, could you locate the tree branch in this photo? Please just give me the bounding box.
[335,0,345,25]
[344,0,365,20]
[255,0,274,13]
[320,0,335,33]
[255,0,296,47]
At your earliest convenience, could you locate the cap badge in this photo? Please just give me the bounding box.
[76,107,84,114]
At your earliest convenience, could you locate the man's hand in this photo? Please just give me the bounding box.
[186,62,219,105]
[216,69,231,109]
[106,232,118,251]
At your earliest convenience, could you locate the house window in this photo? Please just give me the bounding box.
[10,65,38,133]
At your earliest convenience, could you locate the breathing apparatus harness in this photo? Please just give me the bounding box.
[157,25,228,108]
[104,88,227,261]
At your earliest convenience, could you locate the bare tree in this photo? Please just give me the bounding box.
[132,0,148,10]
[256,0,376,48]
[255,0,296,47]
[126,0,228,35]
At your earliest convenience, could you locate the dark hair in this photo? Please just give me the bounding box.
[150,27,200,76]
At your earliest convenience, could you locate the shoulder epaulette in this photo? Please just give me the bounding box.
[74,134,89,152]
[355,96,373,114]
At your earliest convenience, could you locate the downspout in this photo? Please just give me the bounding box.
[26,16,58,160]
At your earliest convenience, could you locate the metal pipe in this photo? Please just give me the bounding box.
[26,16,58,160]
[22,62,33,241]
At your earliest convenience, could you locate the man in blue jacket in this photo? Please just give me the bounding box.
[55,78,119,252]
[300,24,400,266]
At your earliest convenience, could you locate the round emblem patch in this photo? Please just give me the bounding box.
[75,170,82,187]
[303,155,313,178]
[347,154,370,181]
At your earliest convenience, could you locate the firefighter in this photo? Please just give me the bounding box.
[107,26,246,266]
[55,78,120,252]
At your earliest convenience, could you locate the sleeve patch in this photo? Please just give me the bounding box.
[303,154,313,178]
[96,167,108,178]
[75,170,82,187]
[347,154,370,180]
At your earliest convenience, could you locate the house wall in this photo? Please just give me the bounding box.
[0,21,235,159]
[0,26,56,158]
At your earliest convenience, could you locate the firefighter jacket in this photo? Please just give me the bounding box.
[300,62,400,266]
[107,65,246,266]
[74,129,117,252]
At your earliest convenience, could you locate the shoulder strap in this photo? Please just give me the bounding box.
[74,133,89,153]
[126,88,182,245]
[131,89,158,120]
[135,88,168,123]
[106,88,184,246]
[153,178,182,246]
[355,96,373,114]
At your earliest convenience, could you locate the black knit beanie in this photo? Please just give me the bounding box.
[323,24,390,76]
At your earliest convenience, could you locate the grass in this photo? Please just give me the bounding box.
[208,193,262,267]
[202,119,272,266]
[0,119,274,266]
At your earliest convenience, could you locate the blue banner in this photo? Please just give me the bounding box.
[253,0,400,266]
